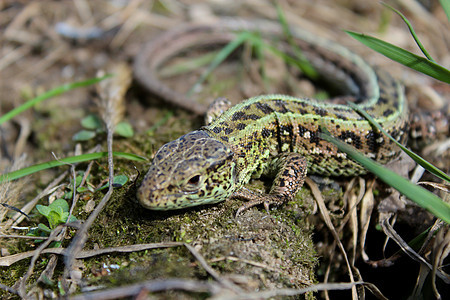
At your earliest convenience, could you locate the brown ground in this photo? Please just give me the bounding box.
[0,0,449,299]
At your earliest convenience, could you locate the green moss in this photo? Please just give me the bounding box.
[70,168,318,296]
[1,150,318,299]
[1,106,319,299]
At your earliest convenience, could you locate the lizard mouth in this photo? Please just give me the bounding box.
[137,188,200,210]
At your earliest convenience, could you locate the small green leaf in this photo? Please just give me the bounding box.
[75,175,83,187]
[112,174,128,187]
[47,211,62,229]
[72,130,97,141]
[27,228,39,237]
[97,174,129,191]
[68,174,82,189]
[114,121,134,138]
[69,173,86,189]
[68,215,77,223]
[38,223,52,233]
[27,227,46,238]
[49,199,70,212]
[54,206,64,217]
[64,191,73,200]
[51,241,62,248]
[76,186,89,193]
[61,212,69,222]
[81,114,103,130]
[36,205,51,217]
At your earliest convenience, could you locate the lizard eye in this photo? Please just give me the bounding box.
[188,175,201,185]
[185,175,202,190]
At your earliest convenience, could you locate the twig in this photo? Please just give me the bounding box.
[0,242,183,267]
[18,224,71,297]
[239,281,384,300]
[35,255,59,289]
[6,170,68,228]
[50,151,78,238]
[62,182,113,289]
[0,234,49,240]
[380,216,450,283]
[208,256,312,285]
[13,117,31,160]
[69,280,384,300]
[208,256,280,273]
[184,243,242,293]
[63,64,130,292]
[0,282,20,296]
[70,279,223,300]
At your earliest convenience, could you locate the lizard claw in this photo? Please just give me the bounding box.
[235,200,259,217]
[233,191,278,217]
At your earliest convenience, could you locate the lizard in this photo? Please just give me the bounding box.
[134,19,409,215]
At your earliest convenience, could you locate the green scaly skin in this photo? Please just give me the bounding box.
[136,21,409,213]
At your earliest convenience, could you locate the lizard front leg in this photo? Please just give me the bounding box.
[233,153,307,215]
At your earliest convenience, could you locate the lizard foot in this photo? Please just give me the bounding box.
[233,188,287,217]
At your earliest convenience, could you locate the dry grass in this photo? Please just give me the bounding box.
[0,0,448,299]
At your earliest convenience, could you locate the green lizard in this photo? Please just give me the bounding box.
[135,20,408,214]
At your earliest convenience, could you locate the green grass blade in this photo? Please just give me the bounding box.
[250,32,270,89]
[407,226,432,252]
[439,0,450,21]
[347,102,450,183]
[241,32,316,78]
[381,3,435,62]
[0,75,111,125]
[241,32,313,78]
[159,51,219,78]
[320,129,450,224]
[187,32,252,96]
[244,32,319,81]
[346,31,450,84]
[186,23,320,96]
[276,2,319,79]
[0,152,146,183]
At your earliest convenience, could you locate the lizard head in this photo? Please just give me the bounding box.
[137,130,236,210]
